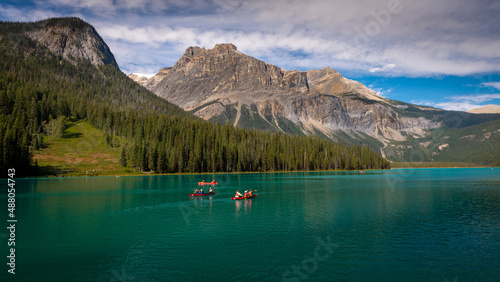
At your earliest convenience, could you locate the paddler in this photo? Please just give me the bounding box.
[244,190,248,197]
[200,189,204,194]
[235,190,243,197]
[194,188,200,194]
[248,190,253,196]
[209,187,213,193]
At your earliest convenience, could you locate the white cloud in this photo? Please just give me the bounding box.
[481,82,500,91]
[369,64,396,73]
[413,93,500,111]
[368,85,394,98]
[447,94,500,104]
[0,4,62,22]
[433,102,481,112]
[3,0,500,77]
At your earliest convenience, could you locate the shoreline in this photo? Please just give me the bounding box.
[18,165,497,179]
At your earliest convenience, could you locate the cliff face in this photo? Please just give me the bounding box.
[131,44,442,149]
[21,17,117,67]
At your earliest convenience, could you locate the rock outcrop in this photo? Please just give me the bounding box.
[25,17,117,67]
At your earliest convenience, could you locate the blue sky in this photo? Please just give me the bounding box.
[1,0,500,111]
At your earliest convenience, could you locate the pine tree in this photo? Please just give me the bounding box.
[120,145,127,167]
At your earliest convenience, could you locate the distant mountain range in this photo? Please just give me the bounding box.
[130,44,500,165]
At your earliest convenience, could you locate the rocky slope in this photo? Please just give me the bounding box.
[131,44,443,149]
[7,17,117,66]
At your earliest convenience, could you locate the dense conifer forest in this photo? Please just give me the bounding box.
[0,19,390,177]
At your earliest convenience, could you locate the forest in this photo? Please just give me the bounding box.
[0,20,390,177]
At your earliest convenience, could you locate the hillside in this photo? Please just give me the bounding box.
[0,17,389,176]
[132,44,500,165]
[34,120,131,176]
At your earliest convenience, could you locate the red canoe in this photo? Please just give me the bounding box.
[231,194,258,200]
[190,192,216,197]
[198,181,218,185]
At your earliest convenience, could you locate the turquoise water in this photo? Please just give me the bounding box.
[1,168,500,281]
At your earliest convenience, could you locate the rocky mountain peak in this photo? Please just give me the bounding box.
[130,43,444,148]
[183,46,206,57]
[213,43,238,52]
[24,17,117,67]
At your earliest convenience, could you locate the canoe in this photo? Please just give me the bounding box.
[190,192,216,197]
[231,194,258,200]
[198,181,218,185]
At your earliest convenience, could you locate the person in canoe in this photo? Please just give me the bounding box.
[248,190,253,196]
[194,188,200,194]
[209,187,213,193]
[235,190,243,197]
[200,189,204,194]
[243,190,248,197]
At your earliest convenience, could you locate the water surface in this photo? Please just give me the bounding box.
[2,168,500,281]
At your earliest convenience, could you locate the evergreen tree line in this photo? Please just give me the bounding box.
[112,114,389,173]
[0,23,390,176]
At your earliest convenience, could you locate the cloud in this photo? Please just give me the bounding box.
[2,0,500,77]
[0,4,62,22]
[369,64,396,73]
[41,0,214,14]
[433,102,481,112]
[367,84,394,98]
[413,93,500,111]
[481,82,500,91]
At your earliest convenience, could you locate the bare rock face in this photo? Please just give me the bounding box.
[131,43,442,148]
[26,17,117,67]
[467,104,500,114]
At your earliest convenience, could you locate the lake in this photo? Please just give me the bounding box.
[2,168,500,281]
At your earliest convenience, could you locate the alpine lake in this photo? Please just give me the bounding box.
[2,168,500,281]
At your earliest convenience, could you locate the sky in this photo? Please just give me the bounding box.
[1,0,500,111]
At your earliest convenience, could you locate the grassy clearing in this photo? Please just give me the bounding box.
[33,120,145,177]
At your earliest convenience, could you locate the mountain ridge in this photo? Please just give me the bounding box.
[131,44,441,146]
[131,43,500,164]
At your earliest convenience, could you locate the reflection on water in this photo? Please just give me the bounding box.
[234,198,253,215]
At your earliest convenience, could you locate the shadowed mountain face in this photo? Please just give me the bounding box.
[132,44,441,145]
[131,44,500,164]
[2,17,117,67]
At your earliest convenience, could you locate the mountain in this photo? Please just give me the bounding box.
[0,17,389,176]
[131,44,500,165]
[6,17,117,66]
[467,104,500,114]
